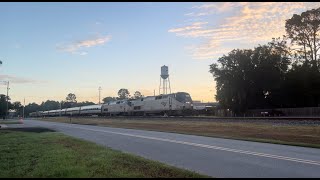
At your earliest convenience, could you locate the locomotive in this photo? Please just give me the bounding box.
[29,92,193,117]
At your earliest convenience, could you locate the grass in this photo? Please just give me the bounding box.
[0,120,22,124]
[37,117,320,149]
[0,128,208,178]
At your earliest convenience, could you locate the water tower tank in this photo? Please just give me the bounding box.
[161,65,169,79]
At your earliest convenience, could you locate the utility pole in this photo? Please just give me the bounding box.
[98,86,102,104]
[59,101,62,116]
[23,97,25,119]
[6,81,9,119]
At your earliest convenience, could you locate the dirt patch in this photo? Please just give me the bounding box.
[0,127,56,133]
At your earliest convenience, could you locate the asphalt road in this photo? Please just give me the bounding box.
[11,119,320,178]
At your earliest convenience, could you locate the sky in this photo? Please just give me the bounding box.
[0,2,319,105]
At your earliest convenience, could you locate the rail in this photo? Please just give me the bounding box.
[35,115,320,121]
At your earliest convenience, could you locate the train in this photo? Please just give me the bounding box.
[29,92,193,117]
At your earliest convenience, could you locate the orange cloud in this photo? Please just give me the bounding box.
[76,36,111,48]
[169,2,320,60]
[57,35,112,55]
[168,22,208,33]
[191,2,236,15]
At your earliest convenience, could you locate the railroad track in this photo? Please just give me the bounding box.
[53,115,320,121]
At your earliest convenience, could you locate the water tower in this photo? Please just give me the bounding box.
[159,65,171,95]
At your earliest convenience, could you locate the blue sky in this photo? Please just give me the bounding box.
[0,2,319,104]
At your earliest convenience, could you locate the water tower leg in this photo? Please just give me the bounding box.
[159,76,162,95]
[163,79,165,94]
[168,77,171,94]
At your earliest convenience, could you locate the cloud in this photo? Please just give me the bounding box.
[57,35,112,55]
[76,36,111,47]
[79,52,88,56]
[170,2,320,60]
[185,42,233,60]
[187,2,248,17]
[0,74,45,84]
[191,2,237,15]
[168,22,208,33]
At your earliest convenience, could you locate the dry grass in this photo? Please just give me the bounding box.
[37,117,320,148]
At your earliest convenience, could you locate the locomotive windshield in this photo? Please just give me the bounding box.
[175,92,192,103]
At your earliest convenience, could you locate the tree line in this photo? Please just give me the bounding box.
[0,89,144,118]
[209,8,320,116]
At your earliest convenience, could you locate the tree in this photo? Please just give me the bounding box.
[283,8,320,108]
[76,101,95,106]
[133,91,143,99]
[209,38,290,115]
[39,100,60,111]
[0,94,12,118]
[209,8,320,114]
[285,8,320,68]
[25,102,40,116]
[210,49,254,115]
[60,100,71,109]
[66,93,77,107]
[283,64,320,107]
[117,89,130,100]
[12,101,22,116]
[66,93,77,103]
[102,97,117,103]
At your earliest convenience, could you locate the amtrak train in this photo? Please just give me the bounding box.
[29,92,193,117]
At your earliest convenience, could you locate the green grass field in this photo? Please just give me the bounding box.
[0,127,208,178]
